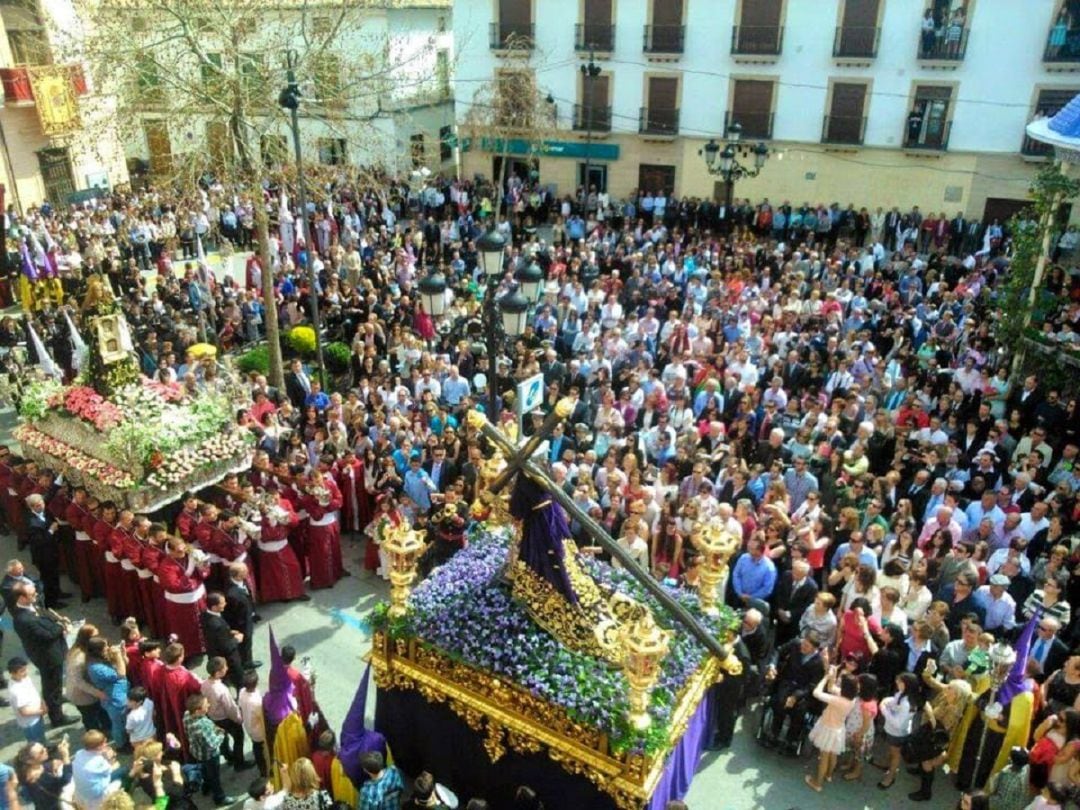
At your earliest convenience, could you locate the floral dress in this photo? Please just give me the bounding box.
[844,696,878,759]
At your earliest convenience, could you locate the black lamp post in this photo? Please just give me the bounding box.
[700,121,770,232]
[279,50,326,380]
[476,227,517,417]
[514,260,544,303]
[580,51,602,208]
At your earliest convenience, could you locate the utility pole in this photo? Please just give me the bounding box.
[279,50,327,383]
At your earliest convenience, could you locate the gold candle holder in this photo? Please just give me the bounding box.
[690,522,740,616]
[621,611,671,731]
[383,523,426,619]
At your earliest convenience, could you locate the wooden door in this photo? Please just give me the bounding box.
[639,164,676,196]
[582,74,610,130]
[731,79,774,138]
[144,121,172,177]
[827,82,867,142]
[583,0,613,49]
[738,0,782,52]
[650,0,682,50]
[646,76,678,133]
[839,0,879,55]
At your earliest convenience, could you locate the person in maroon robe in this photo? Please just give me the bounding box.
[335,449,369,537]
[157,536,209,657]
[175,492,201,543]
[144,525,170,638]
[280,463,308,579]
[0,448,18,534]
[110,509,142,622]
[204,511,257,596]
[255,491,308,603]
[92,502,123,622]
[157,642,203,754]
[65,487,97,602]
[298,468,342,590]
[129,517,158,634]
[138,640,165,733]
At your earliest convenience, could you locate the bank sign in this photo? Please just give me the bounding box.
[470,137,620,161]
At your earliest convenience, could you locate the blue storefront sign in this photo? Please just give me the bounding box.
[472,137,619,161]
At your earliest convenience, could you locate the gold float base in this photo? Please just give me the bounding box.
[370,630,733,810]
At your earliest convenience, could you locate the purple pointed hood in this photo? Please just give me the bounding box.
[339,661,386,786]
[998,610,1040,707]
[262,625,297,725]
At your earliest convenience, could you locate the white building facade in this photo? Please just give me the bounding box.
[0,0,127,211]
[114,1,454,182]
[454,0,1080,220]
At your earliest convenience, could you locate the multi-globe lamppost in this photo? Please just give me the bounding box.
[699,122,770,230]
[416,227,541,418]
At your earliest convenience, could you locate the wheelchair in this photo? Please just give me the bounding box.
[754,684,821,758]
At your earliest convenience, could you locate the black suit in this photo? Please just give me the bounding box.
[0,574,38,613]
[772,573,819,645]
[767,638,825,745]
[1035,636,1070,684]
[12,605,67,722]
[423,459,458,493]
[200,610,243,688]
[223,581,256,668]
[740,623,770,668]
[284,370,311,410]
[26,511,61,607]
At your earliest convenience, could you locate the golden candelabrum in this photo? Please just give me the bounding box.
[620,611,671,731]
[690,522,740,616]
[383,523,427,619]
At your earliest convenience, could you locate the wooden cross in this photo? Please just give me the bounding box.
[469,400,730,660]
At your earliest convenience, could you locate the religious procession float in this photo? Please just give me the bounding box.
[14,275,252,511]
[369,405,743,810]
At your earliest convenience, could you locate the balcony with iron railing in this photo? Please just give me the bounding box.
[821,114,867,145]
[639,106,679,136]
[1021,133,1054,159]
[724,110,774,140]
[642,24,685,54]
[917,27,969,61]
[904,120,952,151]
[1044,26,1080,64]
[573,103,612,132]
[489,22,535,50]
[833,25,879,59]
[731,25,784,57]
[0,63,88,106]
[575,23,615,52]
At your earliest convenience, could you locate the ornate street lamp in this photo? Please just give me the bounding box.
[417,269,448,318]
[699,120,771,232]
[514,261,543,301]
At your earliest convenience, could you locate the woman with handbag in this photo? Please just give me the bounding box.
[875,671,923,789]
[908,658,974,801]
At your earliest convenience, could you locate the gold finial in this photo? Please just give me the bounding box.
[620,611,671,731]
[383,523,427,618]
[690,522,740,616]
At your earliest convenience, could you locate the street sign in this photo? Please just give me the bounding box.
[517,373,544,419]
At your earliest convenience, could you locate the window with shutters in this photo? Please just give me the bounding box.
[640,76,679,136]
[823,81,869,144]
[834,0,881,59]
[732,0,784,56]
[727,79,775,139]
[492,0,533,49]
[310,53,343,107]
[317,138,347,166]
[200,52,225,98]
[905,84,954,150]
[1023,88,1079,157]
[411,133,426,168]
[239,52,265,101]
[134,53,165,106]
[575,73,611,132]
[644,0,684,53]
[436,50,450,99]
[261,135,287,169]
[577,0,615,52]
[439,125,453,162]
[206,121,231,169]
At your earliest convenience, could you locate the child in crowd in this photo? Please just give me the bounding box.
[7,657,47,743]
[125,686,156,759]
